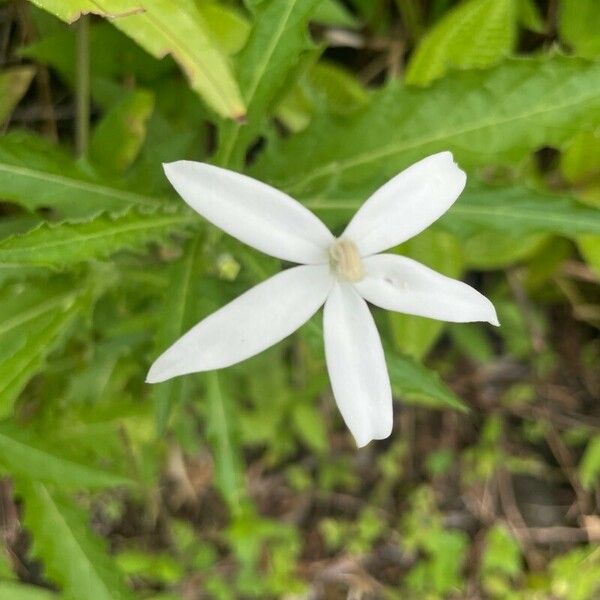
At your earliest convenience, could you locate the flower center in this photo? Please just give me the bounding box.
[329,238,364,282]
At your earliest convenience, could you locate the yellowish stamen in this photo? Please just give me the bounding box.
[329,238,364,282]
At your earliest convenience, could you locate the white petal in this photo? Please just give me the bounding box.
[147,265,333,383]
[323,282,393,448]
[164,161,333,264]
[342,152,466,256]
[354,254,499,325]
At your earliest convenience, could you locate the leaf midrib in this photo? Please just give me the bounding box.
[0,162,165,207]
[0,213,193,260]
[282,69,600,192]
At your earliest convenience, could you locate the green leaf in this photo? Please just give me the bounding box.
[405,0,517,86]
[0,66,35,125]
[579,436,600,490]
[252,56,600,197]
[0,280,88,416]
[152,237,204,432]
[559,0,600,59]
[27,0,246,119]
[387,351,468,412]
[90,89,155,173]
[198,1,251,56]
[0,131,166,219]
[0,425,131,489]
[441,184,600,238]
[578,235,600,277]
[0,583,57,600]
[215,0,322,168]
[304,182,600,240]
[205,372,245,511]
[561,128,600,183]
[17,481,134,600]
[0,209,193,268]
[313,0,360,28]
[390,230,463,359]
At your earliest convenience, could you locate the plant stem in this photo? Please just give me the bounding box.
[75,14,90,156]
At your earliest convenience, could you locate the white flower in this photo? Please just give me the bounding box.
[147,152,498,447]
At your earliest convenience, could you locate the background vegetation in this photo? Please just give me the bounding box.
[0,0,599,598]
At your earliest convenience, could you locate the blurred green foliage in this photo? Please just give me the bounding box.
[0,0,599,598]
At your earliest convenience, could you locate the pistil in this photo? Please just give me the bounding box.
[329,238,364,282]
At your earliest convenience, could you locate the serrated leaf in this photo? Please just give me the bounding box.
[252,57,600,197]
[0,425,131,489]
[0,131,166,219]
[152,237,204,432]
[0,280,88,416]
[27,0,246,119]
[0,582,57,600]
[17,481,134,600]
[406,0,517,86]
[387,351,468,412]
[215,0,322,168]
[0,66,35,125]
[90,89,154,173]
[0,209,193,268]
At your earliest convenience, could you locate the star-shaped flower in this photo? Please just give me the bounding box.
[147,152,498,447]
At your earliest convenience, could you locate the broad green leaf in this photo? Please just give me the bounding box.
[252,57,600,197]
[579,436,600,490]
[90,89,154,173]
[27,0,246,119]
[406,0,517,86]
[559,0,600,58]
[215,0,322,168]
[0,66,35,125]
[152,237,204,432]
[17,481,134,600]
[0,132,166,219]
[0,425,130,489]
[390,231,463,359]
[387,351,467,412]
[0,209,194,268]
[0,583,57,600]
[205,372,245,511]
[0,280,88,416]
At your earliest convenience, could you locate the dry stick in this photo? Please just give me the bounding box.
[75,14,90,156]
[542,412,591,517]
[497,467,544,571]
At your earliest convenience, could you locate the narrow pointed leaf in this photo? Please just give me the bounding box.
[0,425,131,489]
[216,0,322,167]
[17,481,134,600]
